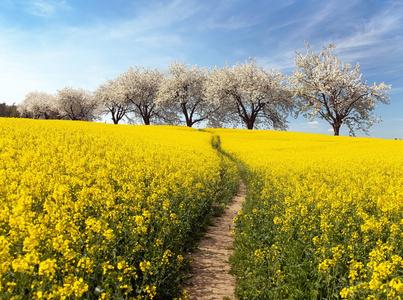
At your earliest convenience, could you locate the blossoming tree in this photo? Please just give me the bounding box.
[18,91,59,119]
[157,61,214,127]
[115,66,164,125]
[55,87,99,121]
[291,43,391,136]
[205,58,294,130]
[94,79,131,124]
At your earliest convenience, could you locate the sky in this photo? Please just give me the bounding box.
[0,0,402,139]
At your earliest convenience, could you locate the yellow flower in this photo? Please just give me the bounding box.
[389,278,403,293]
[38,259,57,278]
[139,261,151,273]
[103,229,114,240]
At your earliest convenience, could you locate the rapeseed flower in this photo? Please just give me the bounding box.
[212,128,403,299]
[0,118,238,299]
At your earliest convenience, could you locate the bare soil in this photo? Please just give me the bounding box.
[184,180,245,300]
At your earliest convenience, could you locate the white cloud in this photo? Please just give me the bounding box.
[115,0,202,33]
[257,51,296,72]
[29,1,55,17]
[25,0,70,18]
[194,0,260,31]
[323,2,403,73]
[278,0,297,9]
[203,16,256,31]
[390,87,403,93]
[338,6,402,49]
[0,1,204,104]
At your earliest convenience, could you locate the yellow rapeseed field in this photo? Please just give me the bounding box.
[212,128,403,299]
[2,117,402,299]
[0,118,238,300]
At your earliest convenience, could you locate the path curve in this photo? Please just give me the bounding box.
[184,179,245,299]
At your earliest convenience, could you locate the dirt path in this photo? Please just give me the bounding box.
[184,180,245,300]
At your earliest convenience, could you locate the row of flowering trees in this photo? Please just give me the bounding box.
[19,59,293,130]
[18,44,391,135]
[18,88,97,121]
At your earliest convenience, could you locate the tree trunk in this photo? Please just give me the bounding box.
[143,116,150,125]
[246,121,254,130]
[181,103,193,127]
[332,123,341,136]
[111,111,119,124]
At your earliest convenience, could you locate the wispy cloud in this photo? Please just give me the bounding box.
[25,0,70,18]
[0,0,209,102]
[202,15,256,31]
[329,2,403,82]
[109,0,202,34]
[335,4,403,56]
[196,0,261,31]
[28,1,56,17]
[278,0,297,9]
[257,51,296,72]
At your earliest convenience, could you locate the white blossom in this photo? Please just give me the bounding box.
[157,60,214,127]
[18,91,59,119]
[291,42,391,136]
[205,58,294,130]
[55,87,99,121]
[94,79,131,124]
[115,66,164,125]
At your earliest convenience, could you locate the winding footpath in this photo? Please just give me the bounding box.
[184,180,246,300]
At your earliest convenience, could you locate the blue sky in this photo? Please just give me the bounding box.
[0,0,402,138]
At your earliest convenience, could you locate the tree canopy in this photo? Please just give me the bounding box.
[94,79,131,124]
[205,58,294,130]
[291,43,391,136]
[115,66,164,125]
[157,61,213,127]
[55,87,99,121]
[18,91,59,119]
[15,47,391,135]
